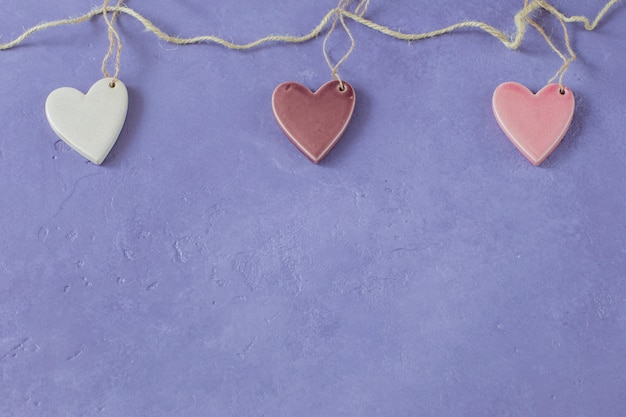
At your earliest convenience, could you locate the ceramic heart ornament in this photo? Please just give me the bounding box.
[45,78,128,165]
[492,82,575,166]
[272,80,355,163]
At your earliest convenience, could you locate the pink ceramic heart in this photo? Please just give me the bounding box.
[492,82,575,166]
[272,80,356,163]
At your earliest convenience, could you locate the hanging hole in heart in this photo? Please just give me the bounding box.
[559,88,565,95]
[109,82,117,88]
[338,85,346,92]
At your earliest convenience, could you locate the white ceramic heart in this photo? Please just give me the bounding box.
[45,78,128,165]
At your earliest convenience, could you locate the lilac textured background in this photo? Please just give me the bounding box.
[1,0,625,415]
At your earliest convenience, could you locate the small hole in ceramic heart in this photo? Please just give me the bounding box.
[109,82,117,88]
[559,88,565,95]
[338,85,346,92]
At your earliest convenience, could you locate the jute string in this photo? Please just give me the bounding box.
[101,0,124,84]
[0,0,620,83]
[323,0,369,88]
[523,0,576,89]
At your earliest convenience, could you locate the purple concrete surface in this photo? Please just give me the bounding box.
[1,1,625,416]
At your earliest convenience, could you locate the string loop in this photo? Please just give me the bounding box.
[521,0,576,88]
[323,0,369,87]
[101,0,124,83]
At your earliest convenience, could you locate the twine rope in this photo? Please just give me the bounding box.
[101,0,124,83]
[0,0,620,83]
[323,0,369,88]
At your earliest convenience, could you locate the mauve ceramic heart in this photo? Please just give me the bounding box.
[45,78,128,165]
[272,80,355,163]
[492,82,575,166]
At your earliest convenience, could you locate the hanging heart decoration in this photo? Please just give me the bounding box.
[45,78,128,165]
[272,80,355,164]
[492,82,575,166]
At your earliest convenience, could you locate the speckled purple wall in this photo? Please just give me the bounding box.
[1,1,625,416]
